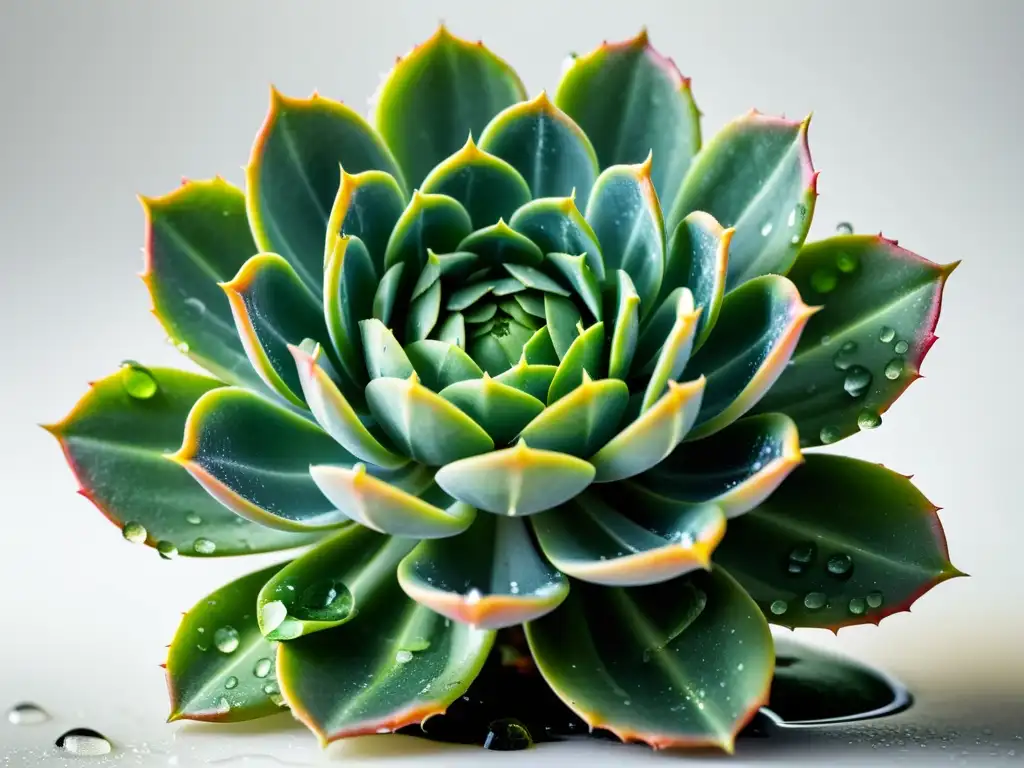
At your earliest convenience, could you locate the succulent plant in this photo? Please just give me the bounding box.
[46,26,960,753]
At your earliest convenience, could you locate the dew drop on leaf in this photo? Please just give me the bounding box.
[193,538,216,555]
[295,579,352,622]
[878,326,896,343]
[803,592,827,610]
[253,658,272,679]
[770,600,789,615]
[120,361,158,400]
[405,637,431,652]
[484,718,533,751]
[55,728,112,756]
[184,297,206,316]
[261,601,287,634]
[185,512,202,525]
[156,541,178,559]
[857,409,882,430]
[832,341,857,371]
[836,250,859,273]
[836,221,854,235]
[811,267,837,294]
[122,521,147,544]
[216,698,230,714]
[884,359,904,380]
[826,554,854,578]
[7,702,48,725]
[760,221,773,237]
[894,340,909,354]
[224,676,238,690]
[819,425,841,444]
[848,597,867,615]
[395,650,414,664]
[866,591,884,609]
[843,365,872,397]
[214,626,239,654]
[263,682,279,696]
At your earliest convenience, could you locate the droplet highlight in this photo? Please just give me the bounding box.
[836,251,859,273]
[121,361,158,400]
[184,512,202,525]
[826,553,853,578]
[253,658,272,679]
[866,591,884,609]
[819,425,841,444]
[214,626,239,654]
[878,326,896,343]
[857,409,882,430]
[770,600,789,616]
[122,521,147,544]
[395,650,414,664]
[884,358,904,380]
[836,221,854,235]
[224,676,238,690]
[7,702,48,725]
[803,592,827,610]
[848,597,867,615]
[810,267,838,294]
[894,340,909,354]
[55,728,112,756]
[156,541,178,560]
[483,718,533,751]
[193,538,216,555]
[843,365,872,398]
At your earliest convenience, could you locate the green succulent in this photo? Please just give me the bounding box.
[46,26,961,752]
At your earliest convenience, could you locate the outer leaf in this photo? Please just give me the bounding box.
[323,169,405,274]
[247,89,403,291]
[421,136,532,228]
[289,343,406,469]
[167,564,286,722]
[44,366,318,556]
[398,513,569,629]
[365,374,494,465]
[372,262,405,325]
[258,527,413,640]
[525,567,773,751]
[141,179,265,391]
[221,253,336,408]
[752,236,958,446]
[532,491,725,587]
[713,454,961,630]
[667,112,817,291]
[635,414,803,518]
[518,374,629,457]
[547,322,606,403]
[509,196,605,282]
[589,377,705,483]
[323,235,376,389]
[479,93,600,211]
[661,211,732,350]
[374,25,527,190]
[585,158,665,313]
[360,318,415,380]
[685,275,818,438]
[435,439,595,517]
[170,387,354,532]
[438,374,545,446]
[554,30,701,215]
[278,572,494,744]
[309,463,475,539]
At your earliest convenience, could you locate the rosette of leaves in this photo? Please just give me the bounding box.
[46,27,961,752]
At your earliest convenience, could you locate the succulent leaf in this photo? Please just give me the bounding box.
[532,492,725,586]
[524,567,773,751]
[607,270,641,379]
[372,263,405,325]
[554,30,701,216]
[547,322,606,403]
[247,90,404,291]
[221,253,343,408]
[640,290,701,412]
[44,366,319,556]
[374,25,527,191]
[509,196,605,282]
[480,93,600,211]
[438,375,545,446]
[257,526,413,640]
[589,377,705,483]
[667,112,816,291]
[714,454,960,630]
[323,235,377,389]
[404,339,483,391]
[167,564,287,722]
[359,318,415,379]
[365,374,494,465]
[494,360,557,401]
[543,294,583,361]
[547,252,604,321]
[685,275,817,438]
[662,211,732,350]
[457,221,544,267]
[434,440,596,517]
[397,513,569,629]
[170,386,355,531]
[519,374,629,456]
[586,158,666,313]
[752,236,957,446]
[324,169,405,274]
[634,414,803,517]
[421,136,532,228]
[142,179,267,391]
[277,571,494,744]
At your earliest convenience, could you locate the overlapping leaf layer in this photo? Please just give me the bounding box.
[47,25,959,752]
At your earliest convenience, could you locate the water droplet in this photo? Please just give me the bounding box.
[193,538,216,555]
[866,591,884,609]
[770,600,789,615]
[156,541,178,559]
[879,326,896,343]
[848,597,867,615]
[894,340,909,354]
[832,340,858,371]
[857,409,882,430]
[224,676,238,690]
[253,658,272,679]
[395,650,414,664]
[184,297,206,316]
[790,234,801,245]
[810,268,837,294]
[263,682,279,696]
[484,718,533,751]
[122,521,147,544]
[884,358,904,380]
[827,554,853,577]
[843,365,872,398]
[836,251,859,273]
[214,626,239,654]
[121,361,158,400]
[819,425,841,444]
[175,340,190,354]
[184,512,202,525]
[787,208,797,227]
[804,592,827,610]
[55,728,112,756]
[760,221,774,237]
[737,663,745,672]
[269,693,286,707]
[7,702,48,725]
[295,579,352,622]
[216,697,231,714]
[788,542,816,570]
[509,580,520,595]
[405,637,431,652]
[836,221,854,235]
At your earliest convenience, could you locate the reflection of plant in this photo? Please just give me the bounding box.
[47,26,959,751]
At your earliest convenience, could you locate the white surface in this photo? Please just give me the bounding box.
[2,0,1023,765]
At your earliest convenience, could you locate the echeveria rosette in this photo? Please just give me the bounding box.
[45,26,962,753]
